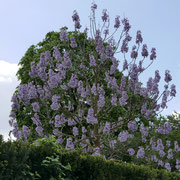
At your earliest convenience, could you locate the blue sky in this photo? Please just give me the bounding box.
[0,0,180,140]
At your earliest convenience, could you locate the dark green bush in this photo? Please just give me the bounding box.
[0,135,180,180]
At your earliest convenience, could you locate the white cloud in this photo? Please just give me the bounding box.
[0,60,20,139]
[0,60,19,83]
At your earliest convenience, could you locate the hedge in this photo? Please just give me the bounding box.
[0,135,180,180]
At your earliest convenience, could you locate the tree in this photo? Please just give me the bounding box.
[9,3,178,172]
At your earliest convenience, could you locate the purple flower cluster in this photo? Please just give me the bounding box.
[119,91,128,106]
[102,9,109,22]
[29,62,38,77]
[141,44,148,57]
[170,84,176,97]
[128,148,135,156]
[150,48,156,60]
[72,10,81,29]
[70,37,77,48]
[86,108,98,124]
[11,95,20,111]
[118,130,133,142]
[72,126,79,136]
[32,102,40,112]
[122,18,131,32]
[66,137,74,150]
[53,46,62,61]
[110,57,118,75]
[68,73,78,88]
[158,122,172,134]
[22,125,30,140]
[60,28,68,42]
[103,122,111,134]
[121,34,132,53]
[164,70,172,83]
[51,94,60,111]
[55,114,66,127]
[35,126,43,137]
[131,46,138,59]
[114,16,120,28]
[136,30,143,45]
[89,55,97,67]
[91,3,97,11]
[31,113,41,126]
[174,141,180,152]
[128,121,138,132]
[137,147,145,158]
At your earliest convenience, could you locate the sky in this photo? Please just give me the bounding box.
[0,0,180,140]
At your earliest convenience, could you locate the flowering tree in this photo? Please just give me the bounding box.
[9,3,178,171]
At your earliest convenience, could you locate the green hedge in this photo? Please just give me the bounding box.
[0,135,180,180]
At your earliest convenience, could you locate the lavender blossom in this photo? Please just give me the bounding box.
[70,37,77,48]
[150,48,156,60]
[32,102,40,112]
[122,18,131,32]
[118,130,130,142]
[164,70,172,83]
[86,108,98,124]
[28,83,38,100]
[128,148,135,156]
[68,73,78,88]
[68,118,77,126]
[22,125,30,140]
[50,102,60,111]
[131,45,138,59]
[66,137,74,150]
[29,62,38,77]
[159,150,166,157]
[31,113,41,126]
[60,28,68,42]
[11,95,20,111]
[114,16,120,28]
[123,59,128,71]
[119,91,128,106]
[158,160,164,167]
[166,140,171,147]
[128,121,138,132]
[89,55,97,67]
[165,162,171,171]
[92,147,101,156]
[136,30,143,45]
[174,141,180,152]
[141,44,148,57]
[170,84,176,97]
[103,29,109,36]
[103,122,111,134]
[62,51,72,69]
[102,9,109,22]
[35,126,43,137]
[110,57,118,75]
[53,46,62,61]
[121,34,132,53]
[72,126,79,136]
[91,3,97,11]
[97,95,105,111]
[111,94,117,106]
[137,147,145,158]
[82,126,87,133]
[167,149,173,160]
[72,10,81,29]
